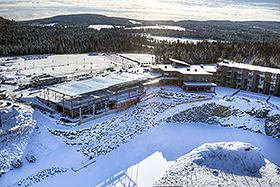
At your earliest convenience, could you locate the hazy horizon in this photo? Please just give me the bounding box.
[1,0,280,22]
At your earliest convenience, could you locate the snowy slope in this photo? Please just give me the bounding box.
[0,99,36,175]
[155,142,280,186]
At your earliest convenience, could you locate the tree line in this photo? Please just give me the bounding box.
[1,16,280,68]
[0,17,149,57]
[153,39,280,68]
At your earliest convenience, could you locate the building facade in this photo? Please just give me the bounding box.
[216,61,280,96]
[150,62,216,92]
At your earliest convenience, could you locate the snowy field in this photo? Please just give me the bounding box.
[0,53,280,186]
[88,25,114,31]
[0,53,154,86]
[125,25,186,31]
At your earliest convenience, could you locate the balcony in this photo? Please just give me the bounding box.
[258,84,264,89]
[259,73,265,78]
[270,87,275,91]
[227,68,232,73]
[248,71,253,76]
[237,75,242,79]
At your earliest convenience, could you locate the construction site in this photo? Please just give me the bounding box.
[35,72,154,121]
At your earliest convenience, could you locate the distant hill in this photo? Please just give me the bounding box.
[18,14,280,38]
[175,20,280,35]
[0,17,20,31]
[18,14,177,28]
[19,14,134,27]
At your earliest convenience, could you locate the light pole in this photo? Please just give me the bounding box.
[90,62,92,73]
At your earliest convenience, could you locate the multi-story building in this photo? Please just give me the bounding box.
[217,61,280,96]
[150,59,217,92]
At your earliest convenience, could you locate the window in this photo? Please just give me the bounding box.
[188,76,194,82]
[196,77,202,82]
[201,77,208,82]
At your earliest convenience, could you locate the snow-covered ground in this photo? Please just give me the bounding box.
[0,53,280,186]
[125,25,186,31]
[88,25,114,31]
[148,35,217,44]
[155,142,280,186]
[0,53,153,86]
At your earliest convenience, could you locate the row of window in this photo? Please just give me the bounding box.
[187,76,208,82]
[163,72,208,82]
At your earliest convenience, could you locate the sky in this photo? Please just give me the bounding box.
[0,0,280,21]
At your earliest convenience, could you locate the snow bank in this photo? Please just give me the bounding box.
[176,142,265,177]
[49,101,175,157]
[156,142,280,186]
[166,95,280,138]
[0,100,36,176]
[10,167,67,186]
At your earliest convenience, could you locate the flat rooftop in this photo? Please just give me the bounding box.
[154,64,213,75]
[47,72,154,97]
[218,61,280,74]
[169,58,190,67]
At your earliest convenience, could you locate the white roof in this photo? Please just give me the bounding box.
[218,61,280,74]
[183,82,216,87]
[157,77,179,80]
[157,64,178,72]
[150,65,160,69]
[153,64,213,75]
[143,79,159,86]
[169,58,190,66]
[48,73,153,97]
[177,67,212,75]
[192,64,217,73]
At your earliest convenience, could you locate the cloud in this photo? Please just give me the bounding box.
[0,0,279,21]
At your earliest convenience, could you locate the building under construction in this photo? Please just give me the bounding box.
[36,73,152,119]
[30,73,67,87]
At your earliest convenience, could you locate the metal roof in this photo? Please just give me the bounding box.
[47,72,152,97]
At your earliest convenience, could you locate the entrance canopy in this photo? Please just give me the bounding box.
[183,82,216,92]
[183,82,216,87]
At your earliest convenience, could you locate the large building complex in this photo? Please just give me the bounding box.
[150,59,217,92]
[216,61,280,96]
[34,54,280,122]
